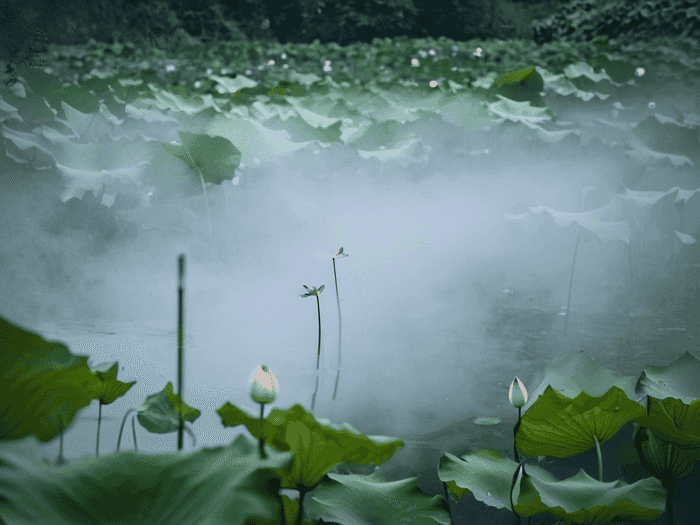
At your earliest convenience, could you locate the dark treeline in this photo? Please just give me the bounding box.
[4,0,694,86]
[1,0,563,52]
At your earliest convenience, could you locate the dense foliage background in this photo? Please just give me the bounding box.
[2,0,698,86]
[4,0,690,79]
[6,0,562,48]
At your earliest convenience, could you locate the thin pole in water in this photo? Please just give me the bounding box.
[177,254,185,451]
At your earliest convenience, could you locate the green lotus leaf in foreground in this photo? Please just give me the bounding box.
[514,385,647,459]
[0,316,102,442]
[0,434,293,525]
[90,361,136,405]
[305,471,452,525]
[634,425,700,485]
[636,395,700,449]
[217,402,404,490]
[438,448,666,523]
[137,381,201,434]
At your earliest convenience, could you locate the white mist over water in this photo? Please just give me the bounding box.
[1,133,631,468]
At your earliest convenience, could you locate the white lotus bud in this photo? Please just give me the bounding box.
[249,365,278,404]
[508,377,528,408]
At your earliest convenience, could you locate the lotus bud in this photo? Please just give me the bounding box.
[249,365,278,404]
[508,377,528,408]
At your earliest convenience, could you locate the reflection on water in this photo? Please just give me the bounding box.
[32,307,696,481]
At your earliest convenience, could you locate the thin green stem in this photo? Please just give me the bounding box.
[333,259,341,370]
[177,254,185,451]
[333,259,342,401]
[96,401,102,457]
[595,436,603,482]
[58,414,65,465]
[563,227,582,340]
[513,406,521,463]
[196,167,214,257]
[116,408,137,452]
[259,402,267,459]
[315,295,322,370]
[311,375,319,411]
[131,414,138,451]
[295,486,309,525]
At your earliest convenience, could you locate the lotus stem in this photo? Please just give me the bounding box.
[333,256,342,401]
[563,227,582,340]
[132,414,138,451]
[195,167,214,257]
[177,254,185,451]
[58,414,66,465]
[311,293,322,412]
[116,408,137,452]
[311,375,319,412]
[259,402,266,459]
[96,401,102,457]
[331,248,348,401]
[315,294,322,370]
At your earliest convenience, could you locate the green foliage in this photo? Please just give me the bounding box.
[0,0,49,86]
[533,0,700,44]
[262,0,553,45]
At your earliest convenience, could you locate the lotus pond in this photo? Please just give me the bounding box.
[1,33,700,525]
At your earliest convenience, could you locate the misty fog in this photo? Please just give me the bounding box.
[1,117,640,475]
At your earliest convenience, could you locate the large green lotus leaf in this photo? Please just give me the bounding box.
[526,204,630,244]
[631,113,700,166]
[136,381,201,434]
[520,353,642,413]
[286,104,343,143]
[493,66,536,89]
[635,395,700,448]
[523,468,665,523]
[438,450,665,522]
[634,424,700,483]
[160,130,242,184]
[520,119,581,144]
[205,114,313,167]
[490,66,545,105]
[624,133,694,167]
[515,386,646,458]
[217,403,404,489]
[563,61,614,84]
[0,434,292,525]
[435,90,502,132]
[613,186,682,234]
[0,316,101,442]
[438,449,555,508]
[90,361,136,405]
[357,136,428,169]
[305,472,451,525]
[636,351,700,405]
[486,95,551,124]
[149,85,224,116]
[587,53,638,84]
[0,87,57,127]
